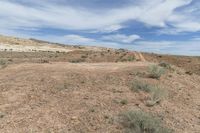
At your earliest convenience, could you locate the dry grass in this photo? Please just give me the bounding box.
[146,86,168,107]
[119,110,172,133]
[159,62,171,69]
[120,99,128,105]
[0,59,7,68]
[148,65,165,79]
[131,80,152,92]
[131,80,167,106]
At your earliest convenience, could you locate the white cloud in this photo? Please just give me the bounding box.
[0,0,194,33]
[161,1,200,34]
[90,25,124,33]
[138,0,192,27]
[191,37,200,41]
[102,34,141,43]
[64,35,96,45]
[173,21,200,32]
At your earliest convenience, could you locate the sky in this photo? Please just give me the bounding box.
[0,0,200,56]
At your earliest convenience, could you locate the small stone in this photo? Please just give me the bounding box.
[146,100,157,107]
[135,103,140,106]
[185,71,193,75]
[71,116,77,120]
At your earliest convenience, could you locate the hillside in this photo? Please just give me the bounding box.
[143,53,200,76]
[0,35,200,133]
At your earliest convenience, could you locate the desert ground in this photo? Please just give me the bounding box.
[0,35,200,133]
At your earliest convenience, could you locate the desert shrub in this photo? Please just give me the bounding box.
[131,80,167,106]
[146,86,167,107]
[148,65,165,79]
[8,58,13,62]
[119,110,172,133]
[40,59,49,63]
[131,80,152,92]
[120,99,128,105]
[101,53,105,56]
[159,62,171,69]
[118,48,127,52]
[127,56,135,61]
[89,108,95,113]
[81,55,88,58]
[69,58,85,63]
[0,59,7,68]
[120,58,128,62]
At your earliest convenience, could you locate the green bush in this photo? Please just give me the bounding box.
[120,110,172,133]
[148,65,165,79]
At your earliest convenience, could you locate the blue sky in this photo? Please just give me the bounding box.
[0,0,200,55]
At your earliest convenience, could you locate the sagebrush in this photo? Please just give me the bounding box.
[120,110,172,133]
[0,59,7,68]
[148,65,165,79]
[131,80,167,106]
[131,80,152,92]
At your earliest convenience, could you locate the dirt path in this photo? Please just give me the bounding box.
[134,52,146,62]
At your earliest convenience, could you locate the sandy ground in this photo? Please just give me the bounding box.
[0,62,199,133]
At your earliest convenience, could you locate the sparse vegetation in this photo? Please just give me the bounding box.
[120,99,128,105]
[146,86,167,107]
[89,108,95,113]
[148,65,165,79]
[159,62,171,69]
[81,55,88,58]
[8,58,13,62]
[0,35,199,132]
[131,80,167,106]
[40,59,49,63]
[69,58,85,63]
[0,59,7,68]
[131,80,152,92]
[119,110,172,133]
[159,62,175,72]
[121,58,128,62]
[127,56,135,61]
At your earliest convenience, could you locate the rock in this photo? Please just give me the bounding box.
[71,116,77,120]
[185,71,193,75]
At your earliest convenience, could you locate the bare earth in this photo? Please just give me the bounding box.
[0,62,200,133]
[0,35,200,133]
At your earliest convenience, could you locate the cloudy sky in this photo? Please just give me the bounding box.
[0,0,200,55]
